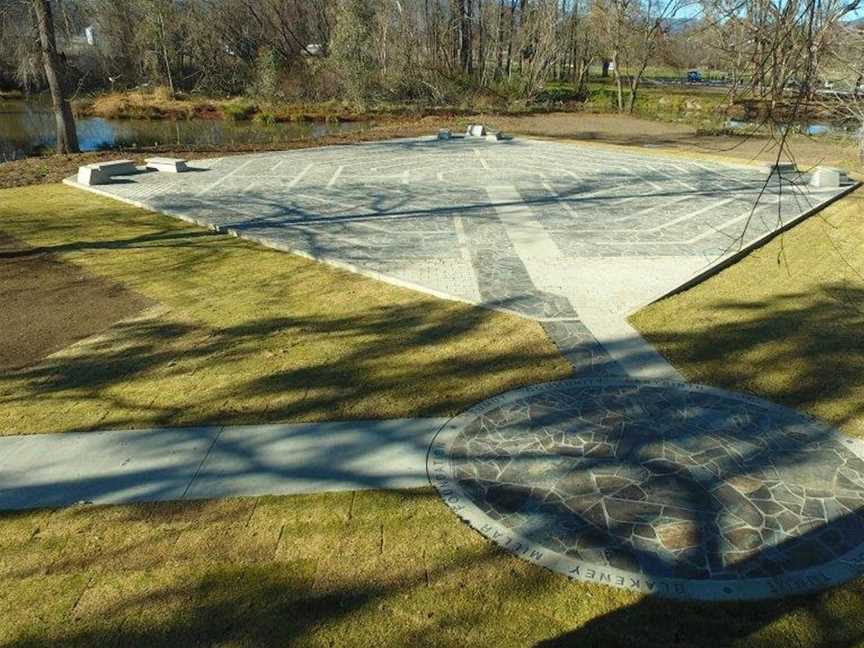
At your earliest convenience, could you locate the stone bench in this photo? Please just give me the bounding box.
[145,157,189,173]
[810,166,849,189]
[485,132,508,142]
[76,159,137,186]
[762,162,798,176]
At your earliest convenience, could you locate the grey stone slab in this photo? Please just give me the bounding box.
[185,418,447,499]
[0,419,448,511]
[0,427,220,510]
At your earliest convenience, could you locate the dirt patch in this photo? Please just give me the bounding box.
[486,112,859,168]
[0,231,153,370]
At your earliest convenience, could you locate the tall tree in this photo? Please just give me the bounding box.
[330,0,381,106]
[33,0,79,153]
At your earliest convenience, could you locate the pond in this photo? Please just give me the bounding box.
[724,117,859,137]
[0,96,369,161]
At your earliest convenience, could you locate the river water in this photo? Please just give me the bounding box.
[0,96,368,161]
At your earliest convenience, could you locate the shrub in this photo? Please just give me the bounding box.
[223,101,256,121]
[536,82,587,103]
[254,111,277,125]
[250,47,284,101]
[329,0,382,108]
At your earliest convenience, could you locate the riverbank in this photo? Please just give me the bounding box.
[0,115,450,189]
[72,84,730,127]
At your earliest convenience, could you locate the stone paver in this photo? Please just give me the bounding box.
[428,378,864,600]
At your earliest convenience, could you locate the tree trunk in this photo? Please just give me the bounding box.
[457,0,473,74]
[158,11,175,96]
[612,51,624,112]
[494,0,505,79]
[505,0,516,78]
[33,0,79,154]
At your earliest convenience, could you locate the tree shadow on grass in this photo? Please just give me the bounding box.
[0,293,567,432]
[633,282,864,432]
[4,500,864,647]
[2,283,864,644]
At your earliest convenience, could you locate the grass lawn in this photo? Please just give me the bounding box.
[0,184,571,434]
[2,490,863,647]
[3,153,864,646]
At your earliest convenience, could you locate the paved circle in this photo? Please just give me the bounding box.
[427,378,864,600]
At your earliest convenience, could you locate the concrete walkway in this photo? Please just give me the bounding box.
[0,418,444,510]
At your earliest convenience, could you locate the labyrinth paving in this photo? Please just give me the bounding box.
[65,136,862,600]
[428,379,864,600]
[68,137,850,323]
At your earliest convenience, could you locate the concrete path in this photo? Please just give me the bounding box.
[0,418,444,510]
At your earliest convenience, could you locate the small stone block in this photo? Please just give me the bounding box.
[76,159,138,185]
[810,167,842,189]
[94,159,137,175]
[145,157,189,173]
[437,129,451,140]
[77,165,108,186]
[466,124,487,137]
[762,162,798,176]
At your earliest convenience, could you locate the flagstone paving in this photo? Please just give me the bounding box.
[55,136,864,600]
[428,378,864,601]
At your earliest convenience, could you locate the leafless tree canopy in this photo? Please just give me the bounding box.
[1,0,862,127]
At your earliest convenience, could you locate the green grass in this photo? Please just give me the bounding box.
[0,184,571,434]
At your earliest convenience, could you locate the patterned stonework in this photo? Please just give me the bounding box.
[428,379,864,600]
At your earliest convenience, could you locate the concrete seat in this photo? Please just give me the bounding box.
[145,157,189,173]
[810,166,849,189]
[762,162,798,176]
[485,131,508,142]
[76,159,137,186]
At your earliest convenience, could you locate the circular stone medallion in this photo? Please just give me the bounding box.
[428,378,864,600]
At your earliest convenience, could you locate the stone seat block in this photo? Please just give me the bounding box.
[76,159,136,186]
[810,166,849,189]
[145,157,189,173]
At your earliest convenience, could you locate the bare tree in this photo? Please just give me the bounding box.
[595,0,690,113]
[32,0,79,153]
